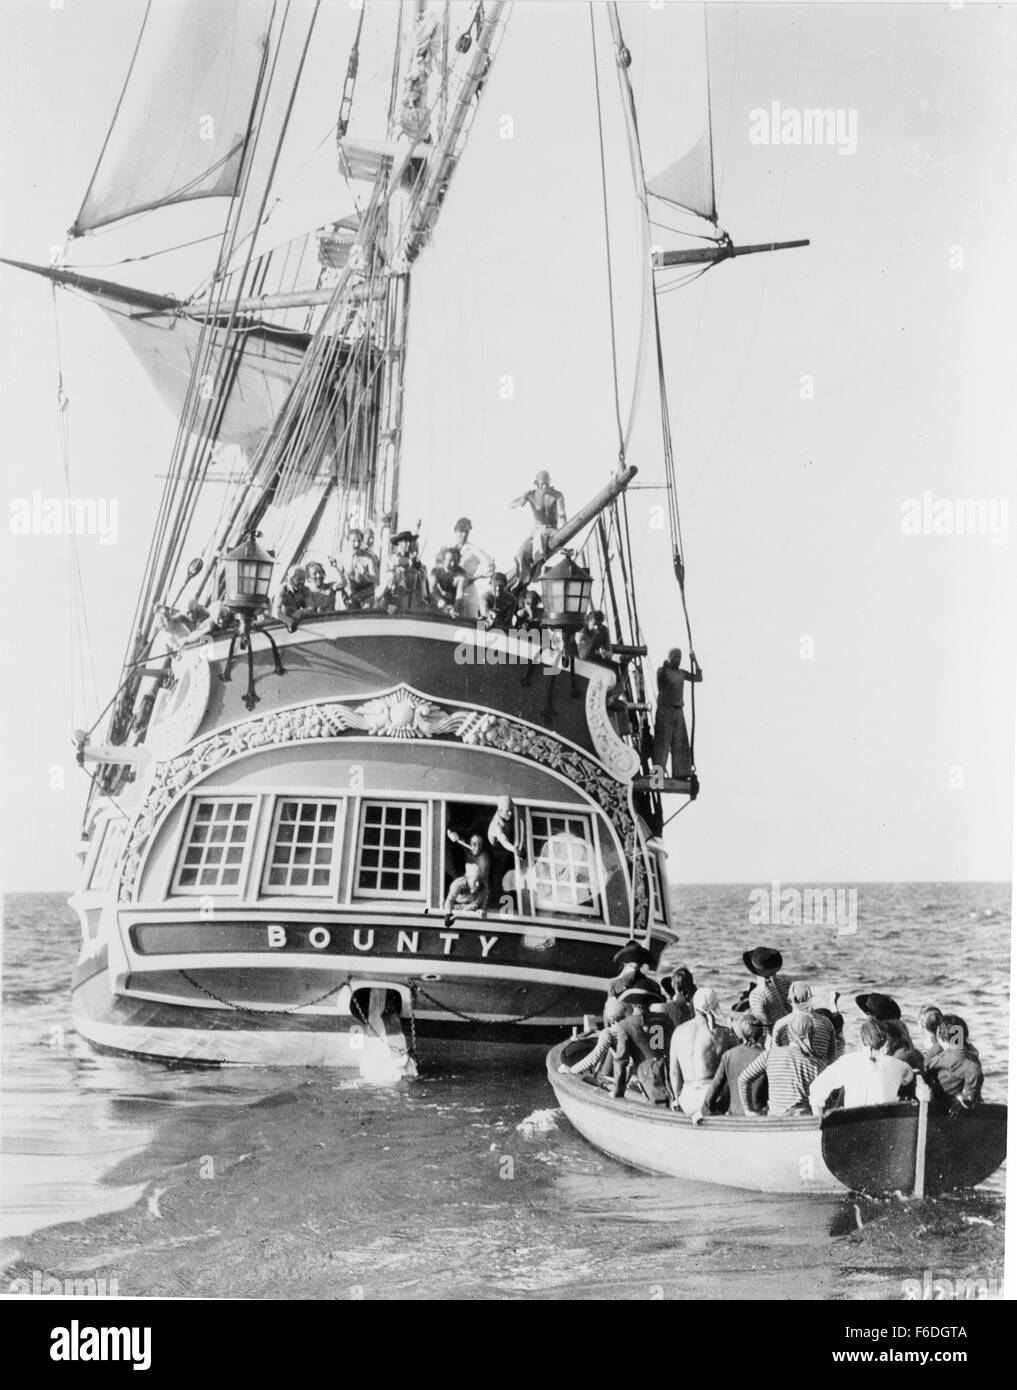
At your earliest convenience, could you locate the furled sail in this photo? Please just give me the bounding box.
[71,0,274,236]
[617,1,716,223]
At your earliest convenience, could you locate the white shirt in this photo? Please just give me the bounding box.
[809,1050,914,1114]
[456,540,494,617]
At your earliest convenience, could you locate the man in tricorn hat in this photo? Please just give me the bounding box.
[562,987,668,1105]
[376,530,429,613]
[603,942,662,1025]
[743,947,791,1029]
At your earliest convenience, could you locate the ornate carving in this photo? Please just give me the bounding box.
[585,668,641,781]
[144,645,212,759]
[117,686,650,927]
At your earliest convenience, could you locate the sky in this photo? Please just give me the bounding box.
[1,0,1015,890]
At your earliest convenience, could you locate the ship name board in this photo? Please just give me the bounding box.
[266,924,500,958]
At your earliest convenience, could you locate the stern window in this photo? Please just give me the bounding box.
[263,799,341,894]
[354,801,426,899]
[173,799,255,894]
[527,812,601,917]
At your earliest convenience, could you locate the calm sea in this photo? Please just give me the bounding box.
[1,883,1009,1299]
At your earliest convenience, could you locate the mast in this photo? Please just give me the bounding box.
[372,1,510,538]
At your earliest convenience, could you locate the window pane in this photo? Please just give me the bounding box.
[261,800,340,894]
[174,800,254,894]
[355,802,427,899]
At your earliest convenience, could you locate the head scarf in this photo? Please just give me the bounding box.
[788,1011,816,1057]
[693,987,721,1031]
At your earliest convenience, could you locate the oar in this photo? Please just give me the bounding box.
[913,1093,929,1199]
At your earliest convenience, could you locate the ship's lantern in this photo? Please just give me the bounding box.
[538,551,593,630]
[222,533,276,614]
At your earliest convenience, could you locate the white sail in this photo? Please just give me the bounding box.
[96,302,305,450]
[72,0,274,236]
[617,1,716,222]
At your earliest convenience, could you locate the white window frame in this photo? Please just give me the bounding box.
[525,809,603,920]
[87,816,127,893]
[172,796,258,896]
[352,798,428,902]
[261,797,345,897]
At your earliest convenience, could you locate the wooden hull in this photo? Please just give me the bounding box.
[546,1041,1008,1195]
[72,950,576,1070]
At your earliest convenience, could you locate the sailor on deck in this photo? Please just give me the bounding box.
[451,517,495,619]
[338,529,378,610]
[651,647,702,779]
[376,531,430,613]
[511,471,566,578]
[274,567,316,631]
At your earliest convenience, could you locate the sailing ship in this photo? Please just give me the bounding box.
[6,1,806,1069]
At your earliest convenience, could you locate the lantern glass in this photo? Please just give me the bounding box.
[538,552,592,630]
[223,535,276,612]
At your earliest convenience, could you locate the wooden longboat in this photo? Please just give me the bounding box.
[547,1038,1008,1195]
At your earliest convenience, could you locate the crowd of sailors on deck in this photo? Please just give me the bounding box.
[270,474,571,631]
[559,944,985,1122]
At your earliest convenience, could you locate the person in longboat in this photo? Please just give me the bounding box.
[576,609,613,663]
[918,1004,945,1063]
[692,1013,768,1121]
[942,1012,979,1059]
[376,531,430,613]
[808,1018,917,1115]
[772,981,839,1064]
[655,966,696,1030]
[510,470,566,579]
[274,566,316,631]
[561,989,669,1104]
[856,992,925,1071]
[430,546,468,616]
[925,1017,984,1115]
[651,647,702,779]
[451,516,495,619]
[604,943,662,1026]
[742,947,792,1030]
[446,828,492,892]
[669,987,736,1115]
[443,861,488,926]
[738,1013,825,1118]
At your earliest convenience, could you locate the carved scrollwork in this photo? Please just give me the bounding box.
[116,686,650,927]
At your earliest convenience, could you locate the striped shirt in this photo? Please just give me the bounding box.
[772,1009,837,1064]
[738,1043,822,1117]
[747,974,792,1027]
